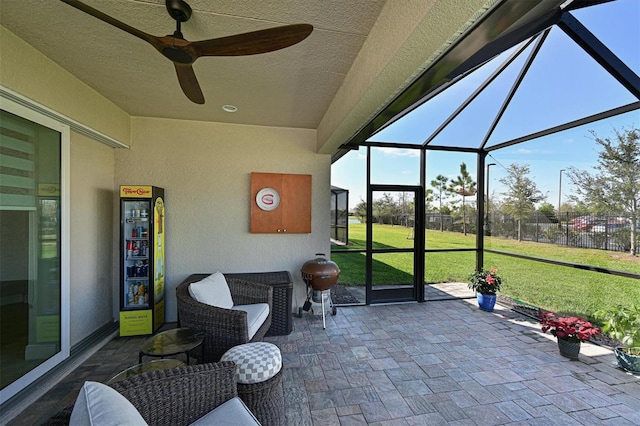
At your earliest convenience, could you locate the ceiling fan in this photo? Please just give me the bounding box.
[60,0,313,104]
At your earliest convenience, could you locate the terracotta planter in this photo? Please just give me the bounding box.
[615,347,640,373]
[557,338,581,360]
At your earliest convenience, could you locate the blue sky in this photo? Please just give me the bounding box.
[332,0,640,210]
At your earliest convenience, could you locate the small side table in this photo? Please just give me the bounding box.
[139,328,205,364]
[107,359,185,383]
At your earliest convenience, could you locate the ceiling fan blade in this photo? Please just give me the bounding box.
[174,63,205,104]
[193,24,313,57]
[60,0,158,45]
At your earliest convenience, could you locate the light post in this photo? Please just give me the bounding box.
[558,169,565,226]
[486,163,496,236]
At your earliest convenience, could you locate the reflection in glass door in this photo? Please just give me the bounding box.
[1,106,67,402]
[367,185,424,303]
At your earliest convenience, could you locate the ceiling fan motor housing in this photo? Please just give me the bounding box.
[166,0,192,22]
[163,46,193,63]
[163,0,194,62]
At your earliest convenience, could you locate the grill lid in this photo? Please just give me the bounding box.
[301,253,340,291]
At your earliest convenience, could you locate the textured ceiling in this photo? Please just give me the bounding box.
[0,0,386,129]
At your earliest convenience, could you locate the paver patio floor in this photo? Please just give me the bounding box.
[7,297,640,425]
[273,299,639,425]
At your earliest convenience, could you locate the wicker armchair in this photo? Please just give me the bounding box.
[176,274,273,362]
[44,362,241,426]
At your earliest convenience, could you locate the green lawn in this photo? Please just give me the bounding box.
[332,222,640,322]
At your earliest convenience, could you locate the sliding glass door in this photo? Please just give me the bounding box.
[1,103,69,402]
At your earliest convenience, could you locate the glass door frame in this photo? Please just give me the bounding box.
[366,184,425,304]
[0,95,70,403]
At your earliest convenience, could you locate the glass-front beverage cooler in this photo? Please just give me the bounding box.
[119,185,165,336]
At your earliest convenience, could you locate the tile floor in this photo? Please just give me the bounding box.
[7,296,640,425]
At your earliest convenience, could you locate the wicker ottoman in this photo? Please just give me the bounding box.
[221,342,284,426]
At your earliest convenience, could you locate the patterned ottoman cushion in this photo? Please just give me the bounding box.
[221,342,282,384]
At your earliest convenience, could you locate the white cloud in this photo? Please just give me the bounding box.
[514,148,554,155]
[375,147,421,157]
[516,148,535,154]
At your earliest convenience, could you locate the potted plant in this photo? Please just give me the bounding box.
[468,268,502,312]
[594,304,640,373]
[541,313,600,360]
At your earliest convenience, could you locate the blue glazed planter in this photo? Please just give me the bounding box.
[615,347,640,373]
[477,293,497,312]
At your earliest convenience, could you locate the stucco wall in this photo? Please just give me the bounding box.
[0,26,130,144]
[118,117,330,321]
[69,133,116,344]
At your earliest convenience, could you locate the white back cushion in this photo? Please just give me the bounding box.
[188,272,234,309]
[70,381,147,425]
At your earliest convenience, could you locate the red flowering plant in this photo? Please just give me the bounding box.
[541,313,600,343]
[468,268,502,295]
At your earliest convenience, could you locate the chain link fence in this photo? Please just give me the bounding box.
[488,212,638,253]
[424,212,638,253]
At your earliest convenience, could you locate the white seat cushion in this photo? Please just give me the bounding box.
[220,342,282,384]
[188,271,233,309]
[231,303,269,339]
[189,397,260,425]
[70,381,147,426]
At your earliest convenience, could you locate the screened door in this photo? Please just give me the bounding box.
[367,185,425,303]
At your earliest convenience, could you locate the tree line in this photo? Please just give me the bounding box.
[350,126,639,255]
